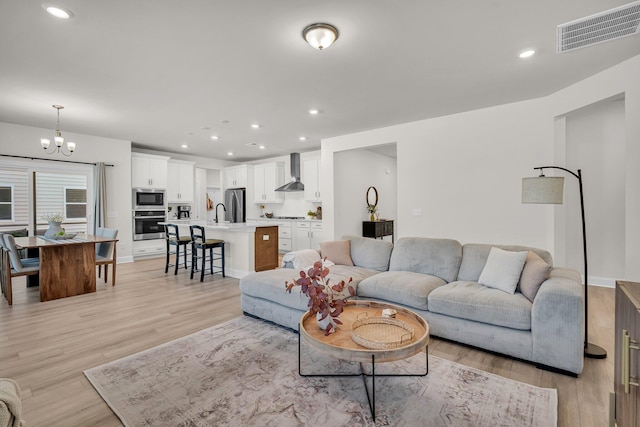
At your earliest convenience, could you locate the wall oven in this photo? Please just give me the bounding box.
[133,189,165,210]
[133,210,166,240]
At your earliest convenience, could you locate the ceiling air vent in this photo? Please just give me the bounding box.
[557,0,640,53]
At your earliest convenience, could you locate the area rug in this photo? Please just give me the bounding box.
[84,316,557,426]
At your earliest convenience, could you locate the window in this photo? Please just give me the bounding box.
[65,187,87,219]
[0,186,12,221]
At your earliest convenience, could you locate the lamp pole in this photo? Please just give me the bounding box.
[534,166,606,359]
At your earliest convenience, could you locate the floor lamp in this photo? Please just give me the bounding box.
[522,166,607,359]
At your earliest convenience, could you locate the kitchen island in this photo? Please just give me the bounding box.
[161,220,279,278]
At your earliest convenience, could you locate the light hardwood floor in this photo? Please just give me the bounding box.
[0,258,614,426]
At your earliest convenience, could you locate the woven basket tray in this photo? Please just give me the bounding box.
[351,314,415,350]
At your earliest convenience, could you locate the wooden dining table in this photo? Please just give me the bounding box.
[14,234,118,302]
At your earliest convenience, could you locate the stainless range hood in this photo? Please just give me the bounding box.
[275,153,305,192]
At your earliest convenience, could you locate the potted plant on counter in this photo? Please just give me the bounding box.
[307,210,317,220]
[286,259,354,335]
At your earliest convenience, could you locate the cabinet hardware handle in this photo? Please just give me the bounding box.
[623,329,640,393]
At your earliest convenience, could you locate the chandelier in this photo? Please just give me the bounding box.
[40,105,76,156]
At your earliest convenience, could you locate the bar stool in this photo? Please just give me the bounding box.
[189,225,225,282]
[165,224,191,275]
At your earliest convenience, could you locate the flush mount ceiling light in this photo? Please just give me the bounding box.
[42,3,74,19]
[299,136,307,141]
[250,123,261,129]
[302,23,339,50]
[308,109,319,115]
[40,105,76,156]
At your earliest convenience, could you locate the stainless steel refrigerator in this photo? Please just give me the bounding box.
[224,188,246,223]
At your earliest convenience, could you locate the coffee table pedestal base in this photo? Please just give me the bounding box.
[298,332,428,421]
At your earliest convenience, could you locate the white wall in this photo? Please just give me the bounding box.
[563,98,625,284]
[550,54,640,283]
[323,98,554,250]
[0,122,133,261]
[322,54,640,285]
[333,148,397,240]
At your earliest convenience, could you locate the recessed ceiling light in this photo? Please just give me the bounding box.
[519,49,536,59]
[221,120,230,124]
[308,109,319,115]
[259,145,266,150]
[251,124,261,129]
[299,136,307,141]
[227,152,234,156]
[42,3,73,19]
[201,126,210,130]
[181,144,189,149]
[210,135,219,140]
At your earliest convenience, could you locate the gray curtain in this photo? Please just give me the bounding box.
[93,162,107,234]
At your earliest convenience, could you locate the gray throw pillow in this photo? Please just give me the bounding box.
[517,251,551,302]
[478,247,528,294]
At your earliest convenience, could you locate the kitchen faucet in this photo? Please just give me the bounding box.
[215,203,226,223]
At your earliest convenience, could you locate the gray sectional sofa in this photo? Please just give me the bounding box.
[239,235,584,375]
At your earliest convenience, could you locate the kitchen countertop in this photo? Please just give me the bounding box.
[249,217,323,223]
[160,220,279,233]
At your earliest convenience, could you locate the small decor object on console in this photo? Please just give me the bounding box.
[285,259,354,335]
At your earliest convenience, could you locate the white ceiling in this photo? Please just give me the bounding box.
[1,1,639,162]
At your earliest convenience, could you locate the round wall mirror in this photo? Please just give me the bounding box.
[366,186,378,208]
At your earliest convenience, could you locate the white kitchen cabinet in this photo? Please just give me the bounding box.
[254,162,285,203]
[132,239,165,258]
[304,159,321,202]
[295,221,322,250]
[132,153,169,189]
[167,160,195,203]
[278,222,292,253]
[224,165,250,189]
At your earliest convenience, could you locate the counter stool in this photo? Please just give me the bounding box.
[165,224,191,275]
[189,225,225,282]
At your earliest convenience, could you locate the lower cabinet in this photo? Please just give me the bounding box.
[278,222,292,253]
[132,239,165,258]
[295,221,322,251]
[614,280,640,427]
[254,226,279,272]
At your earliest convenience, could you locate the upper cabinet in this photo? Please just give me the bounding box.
[224,165,251,189]
[167,160,195,203]
[132,153,169,189]
[254,162,285,204]
[303,158,321,202]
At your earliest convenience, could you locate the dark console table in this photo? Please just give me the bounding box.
[362,220,394,243]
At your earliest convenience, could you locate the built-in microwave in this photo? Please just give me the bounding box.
[133,189,165,209]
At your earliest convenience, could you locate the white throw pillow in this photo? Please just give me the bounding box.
[478,247,528,294]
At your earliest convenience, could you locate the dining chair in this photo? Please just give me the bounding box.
[0,234,40,305]
[95,227,118,286]
[189,225,225,282]
[165,224,191,275]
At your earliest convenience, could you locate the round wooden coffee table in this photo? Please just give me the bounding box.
[298,300,430,421]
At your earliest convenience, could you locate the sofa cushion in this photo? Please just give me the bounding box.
[388,237,462,283]
[428,281,532,330]
[517,251,551,302]
[320,240,353,266]
[239,265,380,311]
[457,243,553,282]
[358,271,446,311]
[478,247,528,294]
[342,235,393,272]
